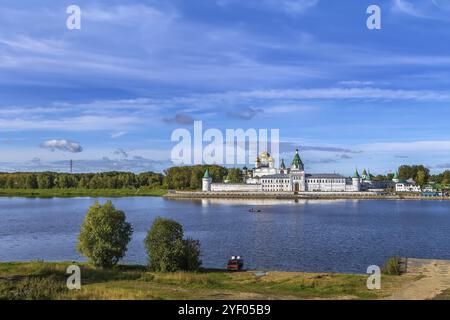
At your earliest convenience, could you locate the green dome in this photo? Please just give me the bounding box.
[353,169,360,179]
[203,169,210,178]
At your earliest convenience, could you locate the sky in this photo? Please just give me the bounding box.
[1,0,450,175]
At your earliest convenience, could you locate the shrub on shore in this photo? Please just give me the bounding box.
[382,256,402,275]
[77,201,133,268]
[144,218,201,272]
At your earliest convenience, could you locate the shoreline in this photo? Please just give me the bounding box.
[0,188,448,201]
[0,261,410,300]
[165,191,450,201]
[1,259,448,300]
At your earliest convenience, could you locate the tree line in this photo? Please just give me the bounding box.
[392,165,450,187]
[357,165,449,187]
[1,164,449,190]
[163,165,243,190]
[0,171,163,190]
[0,166,244,190]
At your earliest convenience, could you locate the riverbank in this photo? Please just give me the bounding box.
[0,188,167,198]
[0,261,413,300]
[165,190,450,201]
[1,188,448,201]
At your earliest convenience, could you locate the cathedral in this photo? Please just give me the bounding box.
[202,149,362,193]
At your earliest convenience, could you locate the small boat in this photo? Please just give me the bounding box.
[227,256,244,271]
[249,208,262,213]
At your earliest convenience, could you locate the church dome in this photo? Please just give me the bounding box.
[259,151,272,166]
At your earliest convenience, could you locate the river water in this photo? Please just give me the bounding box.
[0,197,449,274]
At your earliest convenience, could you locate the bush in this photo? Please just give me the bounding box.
[382,256,402,275]
[77,201,133,268]
[144,218,201,272]
[181,238,202,271]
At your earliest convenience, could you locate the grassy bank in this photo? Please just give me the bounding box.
[0,188,167,198]
[0,261,412,300]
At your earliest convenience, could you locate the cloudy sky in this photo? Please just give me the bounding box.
[1,0,450,174]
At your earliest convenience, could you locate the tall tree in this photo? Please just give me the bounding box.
[77,201,133,268]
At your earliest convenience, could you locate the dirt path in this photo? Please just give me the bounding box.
[387,259,450,300]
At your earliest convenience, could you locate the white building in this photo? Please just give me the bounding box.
[391,172,422,193]
[203,149,363,193]
[395,183,421,193]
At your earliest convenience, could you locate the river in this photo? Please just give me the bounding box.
[1,197,449,274]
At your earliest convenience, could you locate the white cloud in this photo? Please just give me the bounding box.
[361,140,450,153]
[392,0,450,20]
[40,139,83,153]
[111,131,127,139]
[113,148,129,158]
[393,0,424,17]
[217,0,318,14]
[0,115,140,132]
[202,87,450,103]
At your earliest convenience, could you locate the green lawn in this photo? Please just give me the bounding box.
[0,188,167,198]
[0,261,412,300]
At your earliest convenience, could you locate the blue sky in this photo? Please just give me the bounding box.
[2,0,450,175]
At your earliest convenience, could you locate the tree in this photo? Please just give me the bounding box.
[442,171,450,185]
[189,170,202,189]
[25,174,38,189]
[77,201,133,268]
[180,238,202,271]
[416,170,428,186]
[144,217,201,272]
[398,165,430,184]
[227,168,243,183]
[163,165,227,190]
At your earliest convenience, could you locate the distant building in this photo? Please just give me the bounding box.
[202,169,212,192]
[205,149,363,193]
[393,174,421,193]
[392,171,400,183]
[395,183,421,193]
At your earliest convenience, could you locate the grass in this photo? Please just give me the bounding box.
[0,188,167,198]
[382,256,403,275]
[0,261,413,300]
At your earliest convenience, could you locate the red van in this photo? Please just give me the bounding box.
[227,256,244,271]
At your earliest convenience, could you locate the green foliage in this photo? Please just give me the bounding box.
[77,201,133,268]
[180,238,202,271]
[382,256,402,275]
[163,165,228,190]
[144,218,201,272]
[372,174,388,182]
[430,170,450,186]
[0,171,163,190]
[226,168,243,183]
[0,188,167,198]
[398,165,430,185]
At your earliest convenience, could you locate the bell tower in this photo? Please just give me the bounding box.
[202,169,212,192]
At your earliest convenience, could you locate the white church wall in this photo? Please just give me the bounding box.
[211,183,262,192]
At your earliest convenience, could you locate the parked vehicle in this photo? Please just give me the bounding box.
[227,256,244,271]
